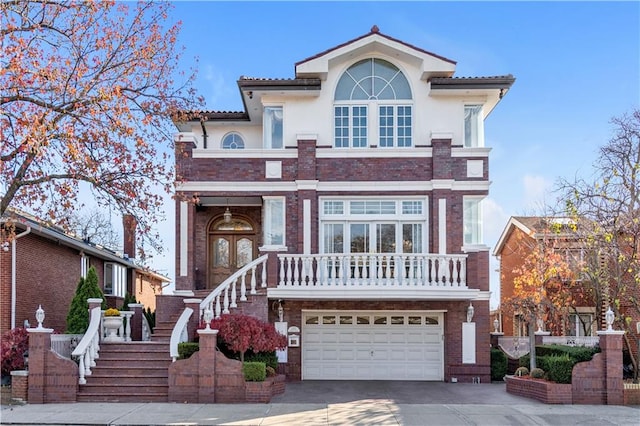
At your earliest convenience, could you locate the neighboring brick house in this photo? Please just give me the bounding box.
[0,209,169,335]
[493,216,598,338]
[171,27,514,382]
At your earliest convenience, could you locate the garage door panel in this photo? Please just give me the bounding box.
[303,311,443,381]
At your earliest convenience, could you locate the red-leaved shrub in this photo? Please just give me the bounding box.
[207,314,287,362]
[1,327,29,376]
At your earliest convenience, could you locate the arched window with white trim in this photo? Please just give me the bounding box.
[334,58,413,148]
[221,132,245,149]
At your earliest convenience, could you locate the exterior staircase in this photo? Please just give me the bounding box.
[76,340,173,402]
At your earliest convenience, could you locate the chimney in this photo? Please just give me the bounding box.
[123,214,137,259]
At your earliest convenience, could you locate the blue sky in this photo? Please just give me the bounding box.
[152,1,640,306]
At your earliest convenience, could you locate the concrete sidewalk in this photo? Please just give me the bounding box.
[2,382,639,425]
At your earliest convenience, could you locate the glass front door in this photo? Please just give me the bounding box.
[208,217,256,289]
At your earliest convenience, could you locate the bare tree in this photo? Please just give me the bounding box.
[556,108,640,380]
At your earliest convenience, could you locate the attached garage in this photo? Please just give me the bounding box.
[302,311,444,380]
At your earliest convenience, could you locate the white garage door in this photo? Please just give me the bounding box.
[302,311,444,380]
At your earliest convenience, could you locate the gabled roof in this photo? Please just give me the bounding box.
[492,216,578,256]
[295,25,456,81]
[1,209,170,282]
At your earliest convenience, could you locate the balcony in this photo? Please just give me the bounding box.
[269,253,482,300]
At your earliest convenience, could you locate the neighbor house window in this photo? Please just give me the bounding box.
[463,197,483,245]
[263,106,283,149]
[222,132,245,149]
[464,105,484,147]
[263,197,285,246]
[334,58,412,148]
[80,255,89,278]
[567,313,594,337]
[104,263,127,297]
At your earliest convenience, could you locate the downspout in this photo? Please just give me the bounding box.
[11,226,31,329]
[200,117,208,149]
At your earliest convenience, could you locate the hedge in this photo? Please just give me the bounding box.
[243,361,266,382]
[490,348,508,381]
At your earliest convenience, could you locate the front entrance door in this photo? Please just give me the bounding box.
[208,217,257,289]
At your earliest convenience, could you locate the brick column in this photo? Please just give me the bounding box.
[597,330,624,405]
[197,328,218,402]
[490,332,503,349]
[534,331,550,346]
[128,303,144,341]
[27,327,53,404]
[184,299,202,342]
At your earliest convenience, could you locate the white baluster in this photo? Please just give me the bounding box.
[293,257,300,286]
[215,296,221,318]
[279,257,286,286]
[260,259,267,288]
[385,256,392,285]
[321,256,328,286]
[231,276,238,308]
[352,255,359,285]
[430,257,437,286]
[78,355,86,384]
[125,313,132,341]
[407,256,415,286]
[243,268,250,299]
[330,256,337,286]
[286,257,293,286]
[415,256,423,285]
[338,256,345,285]
[83,350,92,376]
[459,257,467,287]
[223,285,231,314]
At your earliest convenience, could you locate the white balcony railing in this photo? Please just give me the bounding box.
[277,253,467,288]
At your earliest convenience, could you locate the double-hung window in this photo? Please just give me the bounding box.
[263,106,283,149]
[334,58,413,148]
[263,197,285,247]
[464,105,484,147]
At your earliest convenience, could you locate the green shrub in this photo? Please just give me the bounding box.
[265,366,276,377]
[490,348,508,381]
[66,267,106,334]
[536,344,599,362]
[514,366,529,376]
[530,368,545,379]
[178,342,200,360]
[245,351,278,370]
[546,354,574,384]
[144,307,155,333]
[243,361,266,382]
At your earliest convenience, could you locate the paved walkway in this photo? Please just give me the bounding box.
[2,382,639,425]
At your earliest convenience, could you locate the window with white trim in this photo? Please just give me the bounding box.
[104,263,127,297]
[80,255,89,278]
[567,312,594,337]
[222,132,245,149]
[334,58,413,148]
[263,106,283,149]
[320,198,427,254]
[263,197,285,247]
[464,105,484,147]
[463,197,483,245]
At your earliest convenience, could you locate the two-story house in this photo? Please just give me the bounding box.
[493,216,597,338]
[171,26,514,382]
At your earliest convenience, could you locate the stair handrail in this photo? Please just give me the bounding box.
[199,254,268,320]
[170,307,193,362]
[71,306,102,385]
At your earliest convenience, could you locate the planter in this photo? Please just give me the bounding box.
[505,375,572,404]
[103,316,124,342]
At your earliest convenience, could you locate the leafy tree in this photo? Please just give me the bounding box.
[503,231,575,370]
[0,0,202,258]
[556,108,640,380]
[66,266,105,333]
[209,314,287,362]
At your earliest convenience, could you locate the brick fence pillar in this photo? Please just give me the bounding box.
[490,332,503,349]
[597,330,624,405]
[197,328,218,402]
[128,303,144,341]
[27,327,54,404]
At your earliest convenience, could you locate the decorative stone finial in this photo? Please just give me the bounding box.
[203,307,213,330]
[605,307,615,331]
[35,304,45,329]
[371,25,379,34]
[466,302,474,323]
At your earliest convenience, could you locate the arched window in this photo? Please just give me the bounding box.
[221,132,245,149]
[334,59,413,148]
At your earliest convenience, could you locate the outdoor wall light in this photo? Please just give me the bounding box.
[466,302,474,323]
